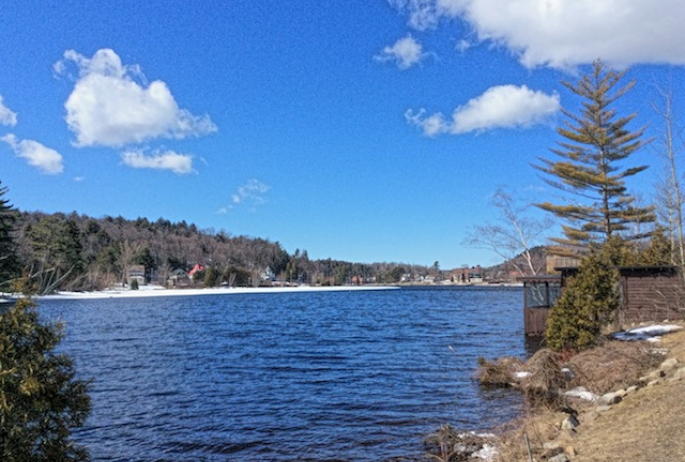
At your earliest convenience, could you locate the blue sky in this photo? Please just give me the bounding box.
[1,0,684,269]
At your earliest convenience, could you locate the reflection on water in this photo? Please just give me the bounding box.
[40,286,527,462]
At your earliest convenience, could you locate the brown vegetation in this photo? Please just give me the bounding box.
[493,325,685,462]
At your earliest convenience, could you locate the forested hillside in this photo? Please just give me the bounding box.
[9,211,438,293]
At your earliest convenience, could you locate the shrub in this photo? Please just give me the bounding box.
[545,250,619,352]
[0,299,90,461]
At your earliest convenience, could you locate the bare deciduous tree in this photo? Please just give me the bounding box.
[464,187,552,277]
[652,86,685,271]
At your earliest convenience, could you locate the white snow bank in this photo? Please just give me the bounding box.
[31,285,399,300]
[610,324,683,342]
[514,371,531,379]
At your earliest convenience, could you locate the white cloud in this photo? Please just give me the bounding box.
[231,179,271,206]
[388,0,442,30]
[121,149,194,174]
[406,84,560,135]
[55,48,217,147]
[1,134,64,174]
[375,35,427,69]
[0,95,17,127]
[392,0,685,68]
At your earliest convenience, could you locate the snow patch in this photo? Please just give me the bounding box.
[609,324,683,342]
[564,386,598,402]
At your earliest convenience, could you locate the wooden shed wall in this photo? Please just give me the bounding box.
[524,307,550,336]
[620,270,685,324]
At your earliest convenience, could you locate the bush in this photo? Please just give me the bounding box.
[0,299,90,461]
[545,250,619,352]
[130,278,139,290]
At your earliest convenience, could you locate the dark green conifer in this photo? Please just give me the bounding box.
[545,249,619,351]
[0,299,91,461]
[0,181,19,290]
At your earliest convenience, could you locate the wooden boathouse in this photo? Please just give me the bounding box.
[520,266,684,336]
[519,274,562,336]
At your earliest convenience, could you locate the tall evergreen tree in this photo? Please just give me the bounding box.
[0,181,19,290]
[535,60,655,252]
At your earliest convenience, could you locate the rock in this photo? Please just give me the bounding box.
[565,445,577,456]
[648,369,666,380]
[549,454,571,462]
[647,379,660,387]
[673,367,685,381]
[596,404,613,413]
[599,392,622,405]
[562,415,580,431]
[543,441,562,450]
[541,445,564,459]
[625,385,639,394]
[660,357,678,371]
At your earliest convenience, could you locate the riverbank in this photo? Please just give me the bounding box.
[494,322,685,462]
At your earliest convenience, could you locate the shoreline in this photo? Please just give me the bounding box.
[11,284,400,301]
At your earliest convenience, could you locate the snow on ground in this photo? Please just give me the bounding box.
[565,386,599,402]
[609,324,684,342]
[15,284,400,300]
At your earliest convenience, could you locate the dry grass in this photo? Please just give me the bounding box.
[423,424,490,462]
[518,349,567,408]
[473,356,523,387]
[493,325,685,462]
[565,340,663,394]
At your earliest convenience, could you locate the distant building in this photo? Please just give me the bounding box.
[128,265,146,286]
[188,264,205,279]
[450,266,483,283]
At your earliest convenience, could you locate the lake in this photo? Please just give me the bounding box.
[39,286,530,462]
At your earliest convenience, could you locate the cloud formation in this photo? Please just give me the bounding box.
[55,49,217,147]
[375,35,427,69]
[0,96,17,127]
[406,84,560,136]
[391,0,685,68]
[218,179,272,213]
[121,149,194,174]
[232,179,271,205]
[1,134,64,174]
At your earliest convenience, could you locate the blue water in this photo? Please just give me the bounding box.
[39,286,528,462]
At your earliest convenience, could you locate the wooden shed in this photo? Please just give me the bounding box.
[518,274,562,336]
[521,265,684,336]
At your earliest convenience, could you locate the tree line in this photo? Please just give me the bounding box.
[0,204,449,294]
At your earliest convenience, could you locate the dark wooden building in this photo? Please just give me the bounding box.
[520,266,684,336]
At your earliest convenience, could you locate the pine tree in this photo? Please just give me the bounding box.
[535,60,655,253]
[0,181,19,290]
[0,299,91,461]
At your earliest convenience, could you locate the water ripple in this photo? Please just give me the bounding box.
[43,286,527,461]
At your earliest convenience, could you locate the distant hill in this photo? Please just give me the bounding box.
[9,211,440,293]
[483,246,549,282]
